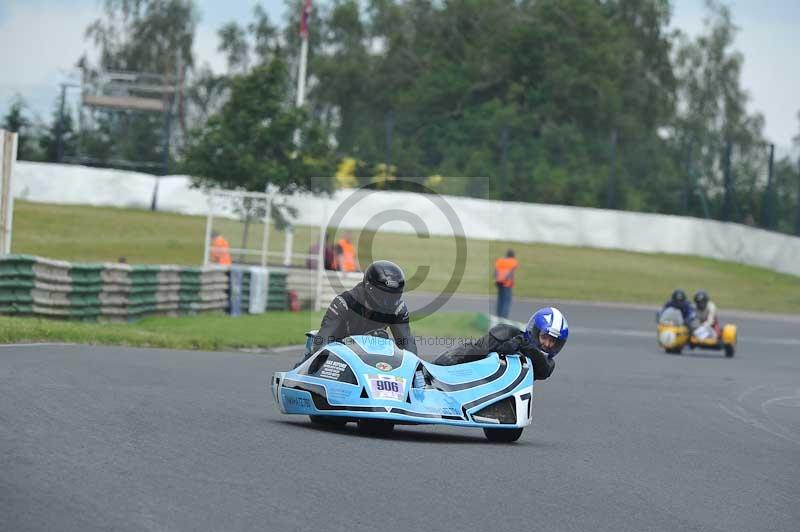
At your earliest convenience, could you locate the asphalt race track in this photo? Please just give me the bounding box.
[2,295,799,531]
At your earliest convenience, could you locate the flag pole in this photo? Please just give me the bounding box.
[296,38,308,107]
[293,0,312,148]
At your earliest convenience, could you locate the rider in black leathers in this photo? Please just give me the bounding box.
[434,323,556,381]
[661,289,693,320]
[661,288,698,328]
[298,261,418,365]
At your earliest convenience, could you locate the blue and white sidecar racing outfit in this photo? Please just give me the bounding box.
[272,334,533,442]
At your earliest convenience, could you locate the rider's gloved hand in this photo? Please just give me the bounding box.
[497,335,524,355]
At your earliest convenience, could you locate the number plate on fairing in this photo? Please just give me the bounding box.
[365,374,406,401]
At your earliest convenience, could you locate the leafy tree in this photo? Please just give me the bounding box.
[218,5,282,74]
[304,0,687,211]
[183,0,787,231]
[182,56,335,193]
[60,0,795,231]
[218,22,250,73]
[771,155,799,234]
[80,0,198,170]
[85,0,197,73]
[2,96,43,161]
[249,4,281,65]
[335,157,358,188]
[184,66,228,130]
[189,5,282,133]
[38,99,78,162]
[786,111,800,235]
[311,0,373,156]
[673,0,766,222]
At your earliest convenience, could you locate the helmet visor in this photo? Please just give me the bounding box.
[536,329,566,357]
[365,282,402,312]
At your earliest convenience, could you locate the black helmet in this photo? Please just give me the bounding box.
[694,290,709,310]
[363,260,405,313]
[671,289,687,304]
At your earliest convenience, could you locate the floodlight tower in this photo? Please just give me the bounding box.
[78,68,180,209]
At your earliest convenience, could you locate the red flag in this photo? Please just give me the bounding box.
[299,0,313,39]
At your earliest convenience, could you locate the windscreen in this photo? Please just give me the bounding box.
[659,307,684,325]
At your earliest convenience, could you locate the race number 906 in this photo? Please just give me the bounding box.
[375,380,400,393]
[367,375,406,401]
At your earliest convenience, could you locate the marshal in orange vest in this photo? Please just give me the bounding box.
[210,233,232,265]
[495,255,519,288]
[337,237,358,272]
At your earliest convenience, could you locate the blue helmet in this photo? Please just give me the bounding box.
[524,307,569,357]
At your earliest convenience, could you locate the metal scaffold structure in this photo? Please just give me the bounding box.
[66,68,183,209]
[203,186,340,311]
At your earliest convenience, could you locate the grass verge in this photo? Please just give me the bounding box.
[0,311,484,352]
[10,200,800,313]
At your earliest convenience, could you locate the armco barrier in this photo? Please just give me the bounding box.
[0,255,230,320]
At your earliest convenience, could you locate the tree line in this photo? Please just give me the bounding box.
[3,0,800,234]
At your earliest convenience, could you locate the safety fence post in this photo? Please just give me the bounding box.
[1,130,18,256]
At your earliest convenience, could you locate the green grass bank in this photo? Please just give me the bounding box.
[10,200,800,313]
[0,311,483,352]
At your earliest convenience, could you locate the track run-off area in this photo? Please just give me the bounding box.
[2,294,799,531]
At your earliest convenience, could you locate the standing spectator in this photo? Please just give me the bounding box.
[209,231,232,265]
[324,235,337,270]
[307,240,321,270]
[336,232,359,272]
[494,249,519,318]
[307,234,337,270]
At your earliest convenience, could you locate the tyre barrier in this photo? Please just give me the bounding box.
[0,255,362,321]
[229,267,288,314]
[0,255,231,321]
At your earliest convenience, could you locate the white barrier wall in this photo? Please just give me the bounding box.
[12,162,800,277]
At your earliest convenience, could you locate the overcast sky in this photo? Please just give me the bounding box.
[0,0,797,150]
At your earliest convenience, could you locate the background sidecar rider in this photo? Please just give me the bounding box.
[432,307,569,381]
[661,289,697,325]
[298,260,418,365]
[693,290,721,337]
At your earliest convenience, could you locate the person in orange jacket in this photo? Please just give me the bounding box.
[494,249,518,318]
[336,233,359,272]
[209,231,232,265]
